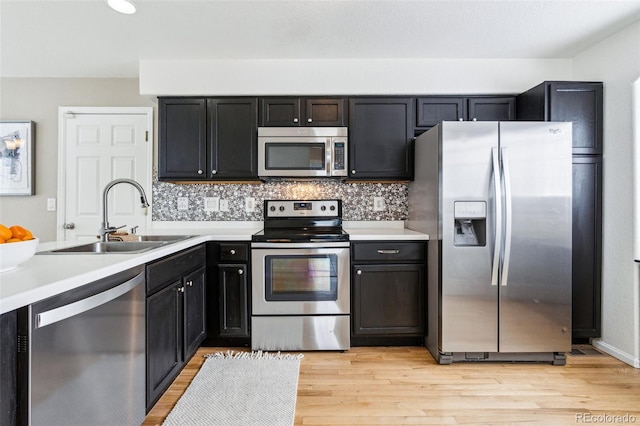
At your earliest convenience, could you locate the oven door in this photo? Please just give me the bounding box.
[251,242,350,315]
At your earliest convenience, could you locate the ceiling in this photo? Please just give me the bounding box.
[1,0,639,78]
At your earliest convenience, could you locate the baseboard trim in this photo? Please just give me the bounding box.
[591,339,640,368]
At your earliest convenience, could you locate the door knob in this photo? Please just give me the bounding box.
[307,118,312,123]
[63,223,75,230]
[230,249,236,255]
[357,270,362,275]
[238,269,244,275]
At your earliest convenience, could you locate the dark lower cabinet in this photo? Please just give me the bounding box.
[0,310,18,426]
[351,241,427,346]
[218,264,249,337]
[146,245,206,410]
[146,280,181,409]
[206,242,251,346]
[572,156,603,339]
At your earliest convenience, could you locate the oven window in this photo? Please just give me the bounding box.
[265,254,338,301]
[265,143,326,170]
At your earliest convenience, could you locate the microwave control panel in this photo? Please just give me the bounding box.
[332,139,347,173]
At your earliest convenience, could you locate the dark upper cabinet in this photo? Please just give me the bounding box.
[348,97,415,180]
[516,81,603,155]
[207,98,258,179]
[467,96,516,121]
[416,96,516,128]
[158,98,207,180]
[260,97,346,126]
[572,156,602,340]
[158,97,258,181]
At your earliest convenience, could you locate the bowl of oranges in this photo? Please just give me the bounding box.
[0,224,38,272]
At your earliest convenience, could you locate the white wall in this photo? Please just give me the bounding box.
[140,58,571,96]
[572,20,640,367]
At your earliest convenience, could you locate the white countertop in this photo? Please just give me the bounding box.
[0,222,427,315]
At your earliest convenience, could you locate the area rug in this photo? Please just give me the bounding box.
[163,351,303,426]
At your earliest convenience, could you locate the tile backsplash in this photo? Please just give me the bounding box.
[152,179,408,221]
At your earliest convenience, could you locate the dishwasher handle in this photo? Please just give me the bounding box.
[35,271,144,329]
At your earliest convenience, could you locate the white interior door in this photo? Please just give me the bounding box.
[58,108,153,241]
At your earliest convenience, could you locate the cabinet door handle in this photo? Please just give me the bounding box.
[211,169,217,175]
[197,169,203,175]
[377,249,400,254]
[178,286,185,293]
[238,269,244,275]
[230,249,236,255]
[356,270,362,275]
[351,170,356,174]
[186,280,193,287]
[293,117,299,123]
[307,118,312,123]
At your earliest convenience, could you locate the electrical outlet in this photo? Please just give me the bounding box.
[47,198,56,211]
[245,197,255,213]
[177,197,189,211]
[373,196,386,212]
[219,199,229,212]
[203,197,219,212]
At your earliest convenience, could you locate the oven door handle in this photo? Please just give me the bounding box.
[251,241,350,249]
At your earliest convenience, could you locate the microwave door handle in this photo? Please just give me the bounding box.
[326,138,332,175]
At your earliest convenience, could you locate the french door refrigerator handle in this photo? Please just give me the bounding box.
[35,271,145,328]
[501,147,512,287]
[491,147,502,286]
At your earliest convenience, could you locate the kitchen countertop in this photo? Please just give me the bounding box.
[0,222,428,315]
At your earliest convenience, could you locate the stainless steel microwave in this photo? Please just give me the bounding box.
[258,127,348,178]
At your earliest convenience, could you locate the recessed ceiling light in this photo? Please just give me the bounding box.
[107,0,136,15]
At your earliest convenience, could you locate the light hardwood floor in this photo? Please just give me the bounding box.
[144,346,640,425]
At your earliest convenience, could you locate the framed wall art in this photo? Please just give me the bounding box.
[0,121,35,196]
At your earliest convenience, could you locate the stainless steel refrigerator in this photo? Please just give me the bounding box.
[407,121,572,365]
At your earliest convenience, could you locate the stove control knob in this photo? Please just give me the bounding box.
[330,205,336,211]
[279,206,285,212]
[321,205,326,211]
[269,206,276,212]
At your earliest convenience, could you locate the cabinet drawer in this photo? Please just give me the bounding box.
[352,242,425,262]
[218,243,248,262]
[146,245,206,294]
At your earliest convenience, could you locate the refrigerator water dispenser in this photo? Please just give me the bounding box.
[453,201,486,246]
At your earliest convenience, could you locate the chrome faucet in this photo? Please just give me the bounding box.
[99,178,150,242]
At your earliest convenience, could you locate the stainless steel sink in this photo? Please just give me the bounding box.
[109,235,192,242]
[41,241,168,254]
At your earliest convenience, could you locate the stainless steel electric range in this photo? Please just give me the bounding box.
[251,199,350,351]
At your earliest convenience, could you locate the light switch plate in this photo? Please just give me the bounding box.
[203,197,219,212]
[177,197,189,211]
[245,197,255,212]
[47,198,56,211]
[219,199,229,212]
[373,197,386,211]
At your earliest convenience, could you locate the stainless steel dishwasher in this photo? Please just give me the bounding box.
[18,266,146,426]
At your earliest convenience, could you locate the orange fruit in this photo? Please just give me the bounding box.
[22,229,34,240]
[9,225,28,240]
[0,236,5,244]
[0,224,11,240]
[6,238,22,243]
